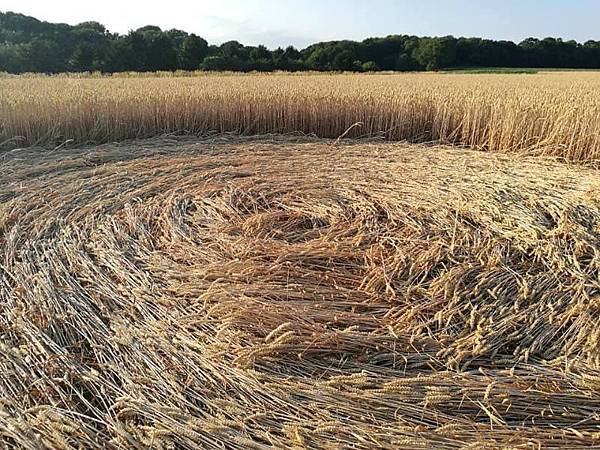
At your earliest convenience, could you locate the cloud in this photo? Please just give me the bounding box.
[198,15,317,49]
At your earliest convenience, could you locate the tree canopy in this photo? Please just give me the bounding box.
[2,11,600,74]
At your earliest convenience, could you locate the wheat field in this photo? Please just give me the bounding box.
[2,72,600,448]
[1,133,600,449]
[2,72,600,161]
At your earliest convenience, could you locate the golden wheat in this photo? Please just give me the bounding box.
[1,134,599,448]
[2,72,600,161]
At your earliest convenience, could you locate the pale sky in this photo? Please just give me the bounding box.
[1,0,598,49]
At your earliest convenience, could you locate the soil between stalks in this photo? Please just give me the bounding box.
[1,135,600,449]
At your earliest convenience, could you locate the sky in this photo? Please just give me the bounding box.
[1,0,599,49]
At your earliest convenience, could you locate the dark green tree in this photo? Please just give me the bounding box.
[2,10,600,74]
[332,50,354,71]
[413,36,457,70]
[306,47,331,70]
[180,34,208,70]
[361,61,379,72]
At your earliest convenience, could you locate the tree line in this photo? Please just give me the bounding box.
[2,11,600,73]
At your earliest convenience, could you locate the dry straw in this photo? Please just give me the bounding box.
[1,134,599,448]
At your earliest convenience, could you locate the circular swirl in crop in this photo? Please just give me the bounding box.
[1,136,600,448]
